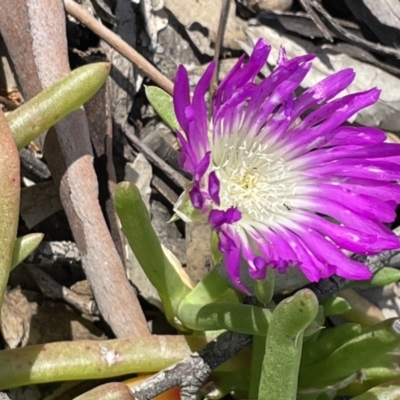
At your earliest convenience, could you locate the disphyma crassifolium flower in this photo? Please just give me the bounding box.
[173,38,400,292]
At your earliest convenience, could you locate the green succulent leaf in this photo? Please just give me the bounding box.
[299,318,400,388]
[370,267,400,286]
[11,233,44,270]
[322,296,352,316]
[145,86,180,131]
[345,267,400,289]
[177,300,271,335]
[258,289,319,400]
[0,110,20,311]
[7,62,110,149]
[352,380,400,399]
[301,323,362,368]
[114,182,190,326]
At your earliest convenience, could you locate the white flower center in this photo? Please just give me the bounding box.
[212,136,300,222]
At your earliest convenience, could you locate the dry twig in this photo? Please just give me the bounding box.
[299,0,333,41]
[131,330,251,400]
[210,0,231,99]
[26,264,99,316]
[0,95,18,110]
[20,148,51,181]
[124,129,190,190]
[63,0,174,94]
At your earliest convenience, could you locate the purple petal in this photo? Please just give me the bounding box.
[250,257,268,279]
[208,171,220,205]
[295,143,400,168]
[214,39,270,110]
[304,159,400,181]
[299,88,380,131]
[247,226,274,262]
[296,211,398,252]
[213,56,245,111]
[214,83,256,127]
[191,63,215,155]
[330,178,400,202]
[294,196,397,241]
[259,94,295,142]
[284,89,381,157]
[243,55,314,132]
[227,39,270,90]
[194,151,211,182]
[173,66,191,132]
[218,229,249,294]
[176,131,197,173]
[276,227,329,281]
[245,58,302,118]
[209,207,242,229]
[189,183,204,210]
[321,126,386,147]
[249,61,313,134]
[290,223,372,280]
[300,184,396,222]
[253,225,297,265]
[237,230,267,280]
[292,69,355,119]
[185,110,209,161]
[277,46,288,64]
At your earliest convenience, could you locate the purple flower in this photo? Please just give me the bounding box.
[173,38,400,292]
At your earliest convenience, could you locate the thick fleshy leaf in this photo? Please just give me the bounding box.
[299,318,400,388]
[146,86,180,131]
[258,289,318,399]
[115,182,190,324]
[11,233,44,270]
[0,110,20,310]
[7,63,110,150]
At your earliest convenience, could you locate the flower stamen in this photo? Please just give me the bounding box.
[213,136,297,221]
